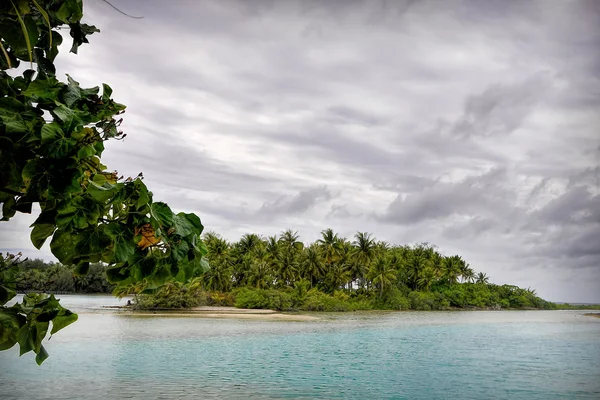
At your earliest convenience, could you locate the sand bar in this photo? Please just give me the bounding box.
[584,313,600,319]
[116,306,319,321]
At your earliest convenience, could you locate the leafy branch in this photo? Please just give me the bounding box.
[0,0,208,364]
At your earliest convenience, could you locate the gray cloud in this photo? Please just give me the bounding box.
[451,74,552,138]
[380,168,517,225]
[258,186,332,217]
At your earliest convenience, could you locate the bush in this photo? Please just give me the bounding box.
[302,289,351,311]
[233,288,293,311]
[136,283,207,309]
[207,291,235,307]
[408,291,447,310]
[234,288,269,309]
[380,287,410,310]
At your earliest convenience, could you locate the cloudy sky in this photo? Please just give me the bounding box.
[2,0,599,302]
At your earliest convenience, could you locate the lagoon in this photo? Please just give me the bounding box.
[1,295,599,399]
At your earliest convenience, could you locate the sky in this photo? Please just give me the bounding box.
[2,0,599,302]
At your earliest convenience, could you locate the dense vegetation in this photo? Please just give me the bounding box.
[134,229,565,311]
[13,259,114,294]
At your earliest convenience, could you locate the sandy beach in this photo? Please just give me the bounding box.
[583,313,600,319]
[122,306,319,321]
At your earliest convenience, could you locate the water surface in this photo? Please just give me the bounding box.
[1,295,599,399]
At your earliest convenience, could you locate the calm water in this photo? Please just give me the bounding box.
[1,295,599,399]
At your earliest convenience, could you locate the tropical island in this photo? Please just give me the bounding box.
[15,229,599,312]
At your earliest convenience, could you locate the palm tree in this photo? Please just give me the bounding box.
[367,256,397,298]
[417,267,436,291]
[248,260,272,289]
[405,250,431,290]
[276,250,299,288]
[324,260,350,293]
[476,272,490,285]
[300,244,325,288]
[461,265,475,283]
[317,228,343,267]
[444,255,462,285]
[351,232,376,289]
[236,233,262,255]
[279,229,304,252]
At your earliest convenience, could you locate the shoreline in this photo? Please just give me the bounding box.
[583,313,600,319]
[113,306,319,321]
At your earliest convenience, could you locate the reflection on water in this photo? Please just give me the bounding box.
[1,295,599,399]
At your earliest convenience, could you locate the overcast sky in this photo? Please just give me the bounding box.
[2,0,599,302]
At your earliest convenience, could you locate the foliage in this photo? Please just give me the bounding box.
[13,258,114,293]
[186,229,555,312]
[134,281,207,310]
[0,0,207,363]
[234,287,293,311]
[0,253,77,365]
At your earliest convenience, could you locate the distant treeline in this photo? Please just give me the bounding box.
[15,259,114,294]
[132,230,570,311]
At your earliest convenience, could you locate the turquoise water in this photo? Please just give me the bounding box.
[1,295,599,399]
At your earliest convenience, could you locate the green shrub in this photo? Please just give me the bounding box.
[136,283,207,309]
[408,291,445,310]
[381,287,410,310]
[302,289,351,311]
[234,288,269,309]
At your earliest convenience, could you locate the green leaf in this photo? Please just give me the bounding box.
[50,310,78,335]
[30,224,55,249]
[172,240,190,262]
[0,285,16,306]
[56,0,83,23]
[76,144,95,160]
[41,122,64,144]
[104,223,134,263]
[0,98,34,133]
[63,74,82,106]
[173,213,195,237]
[50,229,78,265]
[87,181,122,204]
[74,262,89,276]
[33,321,49,353]
[52,104,84,133]
[0,309,20,350]
[150,202,173,227]
[35,344,49,365]
[105,265,130,283]
[17,325,34,356]
[102,83,112,100]
[1,196,16,221]
[144,264,172,289]
[36,309,59,323]
[22,76,62,100]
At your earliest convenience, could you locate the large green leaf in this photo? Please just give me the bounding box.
[87,181,122,204]
[50,310,77,335]
[0,309,20,350]
[150,202,173,227]
[30,224,55,249]
[49,229,78,265]
[173,213,195,237]
[104,223,134,262]
[56,0,83,24]
[22,76,62,100]
[171,240,190,262]
[0,285,16,306]
[35,345,48,365]
[16,325,34,356]
[0,98,35,133]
